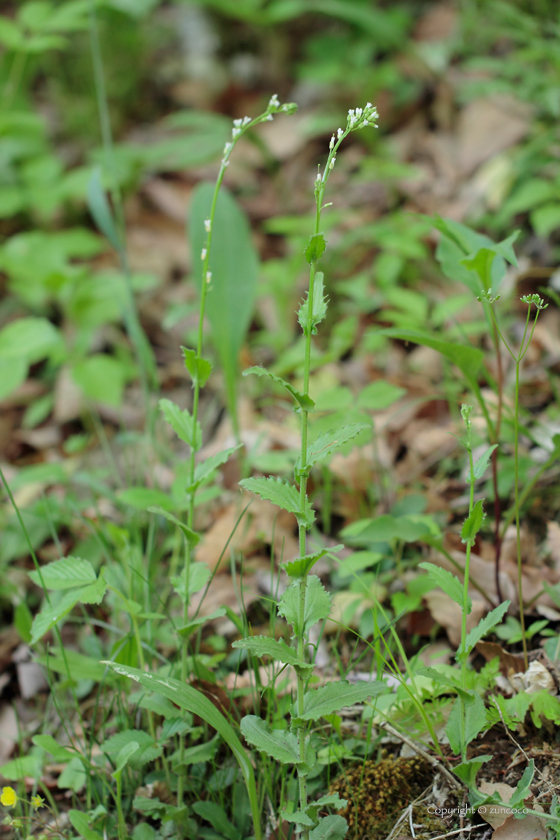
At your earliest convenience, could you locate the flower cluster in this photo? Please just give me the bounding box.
[521,293,548,310]
[347,102,379,130]
[221,95,298,165]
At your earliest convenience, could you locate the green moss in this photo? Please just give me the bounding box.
[329,755,446,838]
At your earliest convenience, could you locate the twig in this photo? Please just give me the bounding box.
[426,828,474,840]
[379,720,464,790]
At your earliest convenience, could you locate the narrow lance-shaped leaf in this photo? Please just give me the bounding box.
[296,424,369,471]
[232,636,313,673]
[418,562,470,613]
[298,272,328,335]
[240,476,315,528]
[293,679,385,722]
[467,444,498,483]
[457,600,511,660]
[461,498,486,546]
[182,347,212,388]
[282,545,343,579]
[159,398,202,451]
[189,444,242,491]
[243,366,315,412]
[240,715,310,766]
[147,507,200,546]
[87,166,121,253]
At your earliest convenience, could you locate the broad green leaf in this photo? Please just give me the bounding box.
[59,756,86,792]
[102,730,161,770]
[309,815,348,840]
[243,366,315,412]
[239,476,314,528]
[192,801,238,840]
[531,204,560,238]
[87,166,121,252]
[68,811,104,840]
[294,679,385,721]
[357,380,406,410]
[382,329,484,391]
[190,444,242,491]
[182,347,212,388]
[418,562,469,611]
[147,507,200,545]
[508,759,535,809]
[32,734,74,762]
[298,425,369,470]
[282,810,314,827]
[71,355,126,407]
[177,608,226,639]
[282,545,343,578]
[118,488,175,512]
[461,248,498,292]
[35,648,109,683]
[190,183,259,423]
[453,756,491,788]
[112,742,140,777]
[342,514,431,544]
[461,499,486,546]
[467,444,498,482]
[232,636,313,673]
[446,693,487,755]
[240,716,313,766]
[0,356,28,401]
[30,569,107,643]
[28,556,96,591]
[0,317,60,363]
[459,600,511,659]
[68,810,104,840]
[171,562,210,603]
[304,794,348,824]
[416,666,472,702]
[174,736,219,766]
[304,232,327,264]
[298,272,328,335]
[278,575,331,634]
[101,661,260,840]
[159,398,202,450]
[0,755,42,780]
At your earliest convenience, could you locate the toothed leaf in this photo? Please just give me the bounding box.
[461,498,486,546]
[278,575,331,635]
[298,272,327,335]
[239,476,315,528]
[232,636,313,673]
[181,347,212,388]
[243,366,315,412]
[293,679,385,721]
[159,398,202,451]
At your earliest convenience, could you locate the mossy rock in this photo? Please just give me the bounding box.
[329,755,446,837]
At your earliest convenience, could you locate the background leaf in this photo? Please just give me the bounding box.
[190,183,259,428]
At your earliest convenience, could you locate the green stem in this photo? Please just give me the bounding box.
[513,358,528,670]
[459,444,475,762]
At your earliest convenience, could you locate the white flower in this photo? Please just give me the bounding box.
[329,135,335,150]
[337,128,343,139]
[201,248,207,260]
[206,271,212,283]
[329,157,336,170]
[356,107,362,118]
[243,116,251,126]
[223,141,233,155]
[269,94,280,107]
[204,219,211,232]
[316,172,322,181]
[233,118,243,128]
[232,127,241,138]
[265,114,273,121]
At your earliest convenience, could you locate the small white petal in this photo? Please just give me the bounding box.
[201,248,207,260]
[204,219,211,232]
[206,271,212,283]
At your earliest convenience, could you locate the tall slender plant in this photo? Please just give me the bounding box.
[232,104,386,840]
[479,291,548,668]
[156,94,299,812]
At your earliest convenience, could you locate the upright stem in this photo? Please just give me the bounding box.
[460,445,475,762]
[513,358,528,670]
